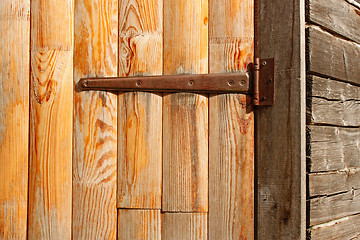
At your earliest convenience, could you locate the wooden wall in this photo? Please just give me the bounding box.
[306,0,360,238]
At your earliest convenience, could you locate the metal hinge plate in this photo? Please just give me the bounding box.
[78,58,275,106]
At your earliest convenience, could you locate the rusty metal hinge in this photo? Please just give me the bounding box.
[78,58,274,106]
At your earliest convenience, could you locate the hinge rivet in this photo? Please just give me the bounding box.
[82,80,89,87]
[262,61,267,66]
[136,80,142,86]
[228,80,234,86]
[188,80,194,86]
[260,97,266,102]
[240,80,246,86]
[267,79,273,84]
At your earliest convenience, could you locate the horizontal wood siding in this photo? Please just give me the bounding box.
[306,0,360,236]
[308,214,360,239]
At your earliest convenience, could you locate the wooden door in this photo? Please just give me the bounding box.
[72,0,254,239]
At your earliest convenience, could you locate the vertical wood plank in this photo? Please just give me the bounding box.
[162,0,209,213]
[162,213,207,240]
[0,1,29,238]
[117,0,163,209]
[208,0,254,239]
[73,0,118,239]
[118,209,161,239]
[256,0,306,238]
[28,0,73,238]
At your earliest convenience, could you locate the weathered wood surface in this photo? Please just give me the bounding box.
[208,0,254,239]
[308,214,360,240]
[256,0,306,238]
[309,189,360,226]
[307,26,360,85]
[118,210,161,240]
[73,0,118,238]
[307,76,360,127]
[309,169,360,196]
[117,0,162,209]
[28,0,73,238]
[0,1,29,238]
[162,0,208,212]
[307,125,360,172]
[307,0,360,44]
[162,213,207,240]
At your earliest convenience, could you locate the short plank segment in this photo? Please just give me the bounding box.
[309,189,360,226]
[308,214,360,240]
[162,213,207,240]
[0,1,29,238]
[28,0,73,238]
[117,0,163,209]
[307,26,360,85]
[73,0,118,239]
[309,169,360,197]
[307,125,360,172]
[209,0,254,239]
[307,0,360,44]
[118,210,161,240]
[257,0,306,238]
[307,76,360,127]
[162,0,208,212]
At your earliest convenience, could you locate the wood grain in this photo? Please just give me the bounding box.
[308,214,360,239]
[117,0,163,209]
[307,26,360,85]
[0,1,29,238]
[28,0,73,238]
[307,76,360,127]
[309,169,360,197]
[162,213,207,240]
[162,0,208,212]
[307,0,360,44]
[256,0,306,238]
[309,189,360,226]
[307,125,360,172]
[73,0,118,239]
[208,0,254,239]
[118,209,161,239]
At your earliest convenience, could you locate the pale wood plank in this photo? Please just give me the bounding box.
[307,76,360,127]
[209,0,254,239]
[0,1,29,238]
[307,0,360,44]
[162,0,208,212]
[256,0,306,238]
[308,214,360,240]
[118,209,161,240]
[307,26,360,85]
[307,125,360,172]
[28,0,73,238]
[309,169,360,197]
[162,213,207,240]
[117,0,162,209]
[73,0,118,238]
[309,189,360,226]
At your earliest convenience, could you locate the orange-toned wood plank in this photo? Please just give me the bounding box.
[162,0,208,213]
[118,209,161,239]
[72,0,118,239]
[117,0,162,209]
[162,213,207,240]
[0,1,29,238]
[28,0,73,238]
[209,0,255,239]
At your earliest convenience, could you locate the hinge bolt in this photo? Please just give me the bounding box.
[188,80,194,86]
[82,80,89,87]
[267,79,273,84]
[228,80,234,86]
[136,80,142,86]
[240,80,246,86]
[260,97,266,102]
[262,61,267,66]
